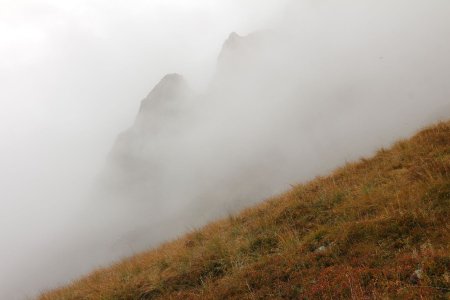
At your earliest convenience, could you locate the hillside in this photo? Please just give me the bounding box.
[41,121,449,299]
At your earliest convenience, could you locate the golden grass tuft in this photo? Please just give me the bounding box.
[41,121,450,299]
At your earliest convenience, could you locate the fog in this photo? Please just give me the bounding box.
[1,0,449,299]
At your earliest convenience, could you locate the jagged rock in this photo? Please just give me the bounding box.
[97,73,194,199]
[216,31,265,69]
[217,32,243,61]
[134,73,192,129]
[110,73,192,159]
[138,73,189,114]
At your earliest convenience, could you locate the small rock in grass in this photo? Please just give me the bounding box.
[315,246,326,253]
[409,268,423,284]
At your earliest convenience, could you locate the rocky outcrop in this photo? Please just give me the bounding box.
[134,73,192,128]
[96,31,271,204]
[97,73,194,199]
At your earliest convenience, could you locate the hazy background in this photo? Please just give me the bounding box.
[1,0,449,299]
[0,1,288,298]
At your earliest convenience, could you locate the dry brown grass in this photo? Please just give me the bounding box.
[41,121,450,299]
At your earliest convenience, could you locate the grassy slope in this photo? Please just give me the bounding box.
[41,122,450,299]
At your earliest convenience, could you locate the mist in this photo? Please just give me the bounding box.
[1,0,449,299]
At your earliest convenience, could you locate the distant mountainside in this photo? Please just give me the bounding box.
[105,31,266,181]
[41,121,450,299]
[99,73,194,199]
[91,29,450,259]
[95,31,279,213]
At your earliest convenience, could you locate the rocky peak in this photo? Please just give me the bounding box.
[218,32,243,62]
[223,32,242,48]
[138,73,189,114]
